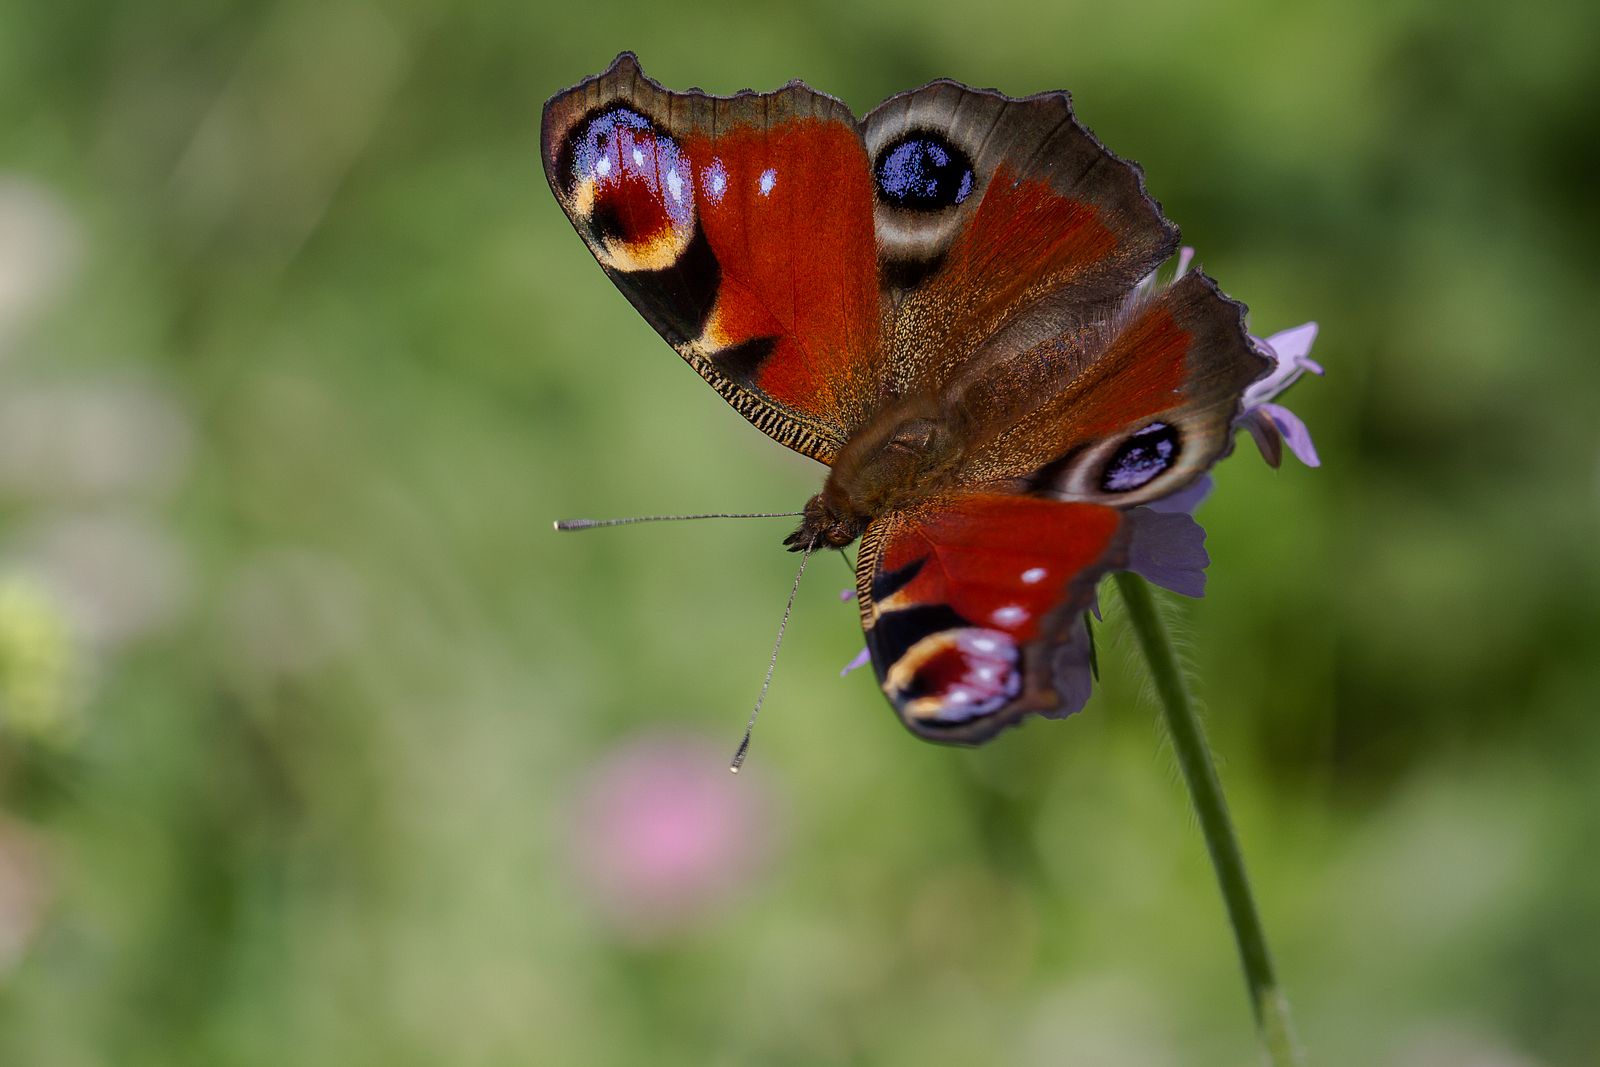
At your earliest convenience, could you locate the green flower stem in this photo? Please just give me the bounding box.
[1113,572,1304,1066]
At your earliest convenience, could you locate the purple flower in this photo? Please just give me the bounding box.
[568,733,776,940]
[1239,321,1323,468]
[1124,505,1208,599]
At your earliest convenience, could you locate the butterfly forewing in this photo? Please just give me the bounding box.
[541,53,885,463]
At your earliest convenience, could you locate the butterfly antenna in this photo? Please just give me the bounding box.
[554,511,803,531]
[730,537,816,773]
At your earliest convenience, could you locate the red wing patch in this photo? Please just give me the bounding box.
[855,495,1128,744]
[926,164,1119,335]
[1067,300,1191,438]
[682,122,882,422]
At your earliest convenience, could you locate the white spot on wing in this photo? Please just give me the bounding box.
[758,168,777,196]
[1021,567,1047,585]
[632,147,645,167]
[595,156,612,177]
[991,605,1029,627]
[703,160,728,204]
[666,167,683,203]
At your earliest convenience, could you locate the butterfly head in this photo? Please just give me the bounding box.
[783,492,864,553]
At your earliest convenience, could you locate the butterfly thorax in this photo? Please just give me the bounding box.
[784,406,967,552]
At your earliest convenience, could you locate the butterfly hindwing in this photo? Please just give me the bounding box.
[959,269,1270,507]
[854,494,1129,744]
[541,53,885,463]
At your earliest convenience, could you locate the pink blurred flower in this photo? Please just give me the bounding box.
[568,733,777,940]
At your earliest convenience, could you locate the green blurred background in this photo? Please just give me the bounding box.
[2,1,1598,1064]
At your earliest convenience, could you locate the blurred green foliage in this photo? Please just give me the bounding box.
[1,0,1598,1064]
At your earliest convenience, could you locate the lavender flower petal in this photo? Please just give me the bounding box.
[1239,407,1284,468]
[1263,321,1319,362]
[1125,507,1209,599]
[1042,617,1095,719]
[1145,474,1214,515]
[1174,245,1195,279]
[1243,321,1322,408]
[1129,245,1196,304]
[1259,402,1320,468]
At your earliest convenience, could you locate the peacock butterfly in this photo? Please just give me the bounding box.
[542,54,1279,746]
